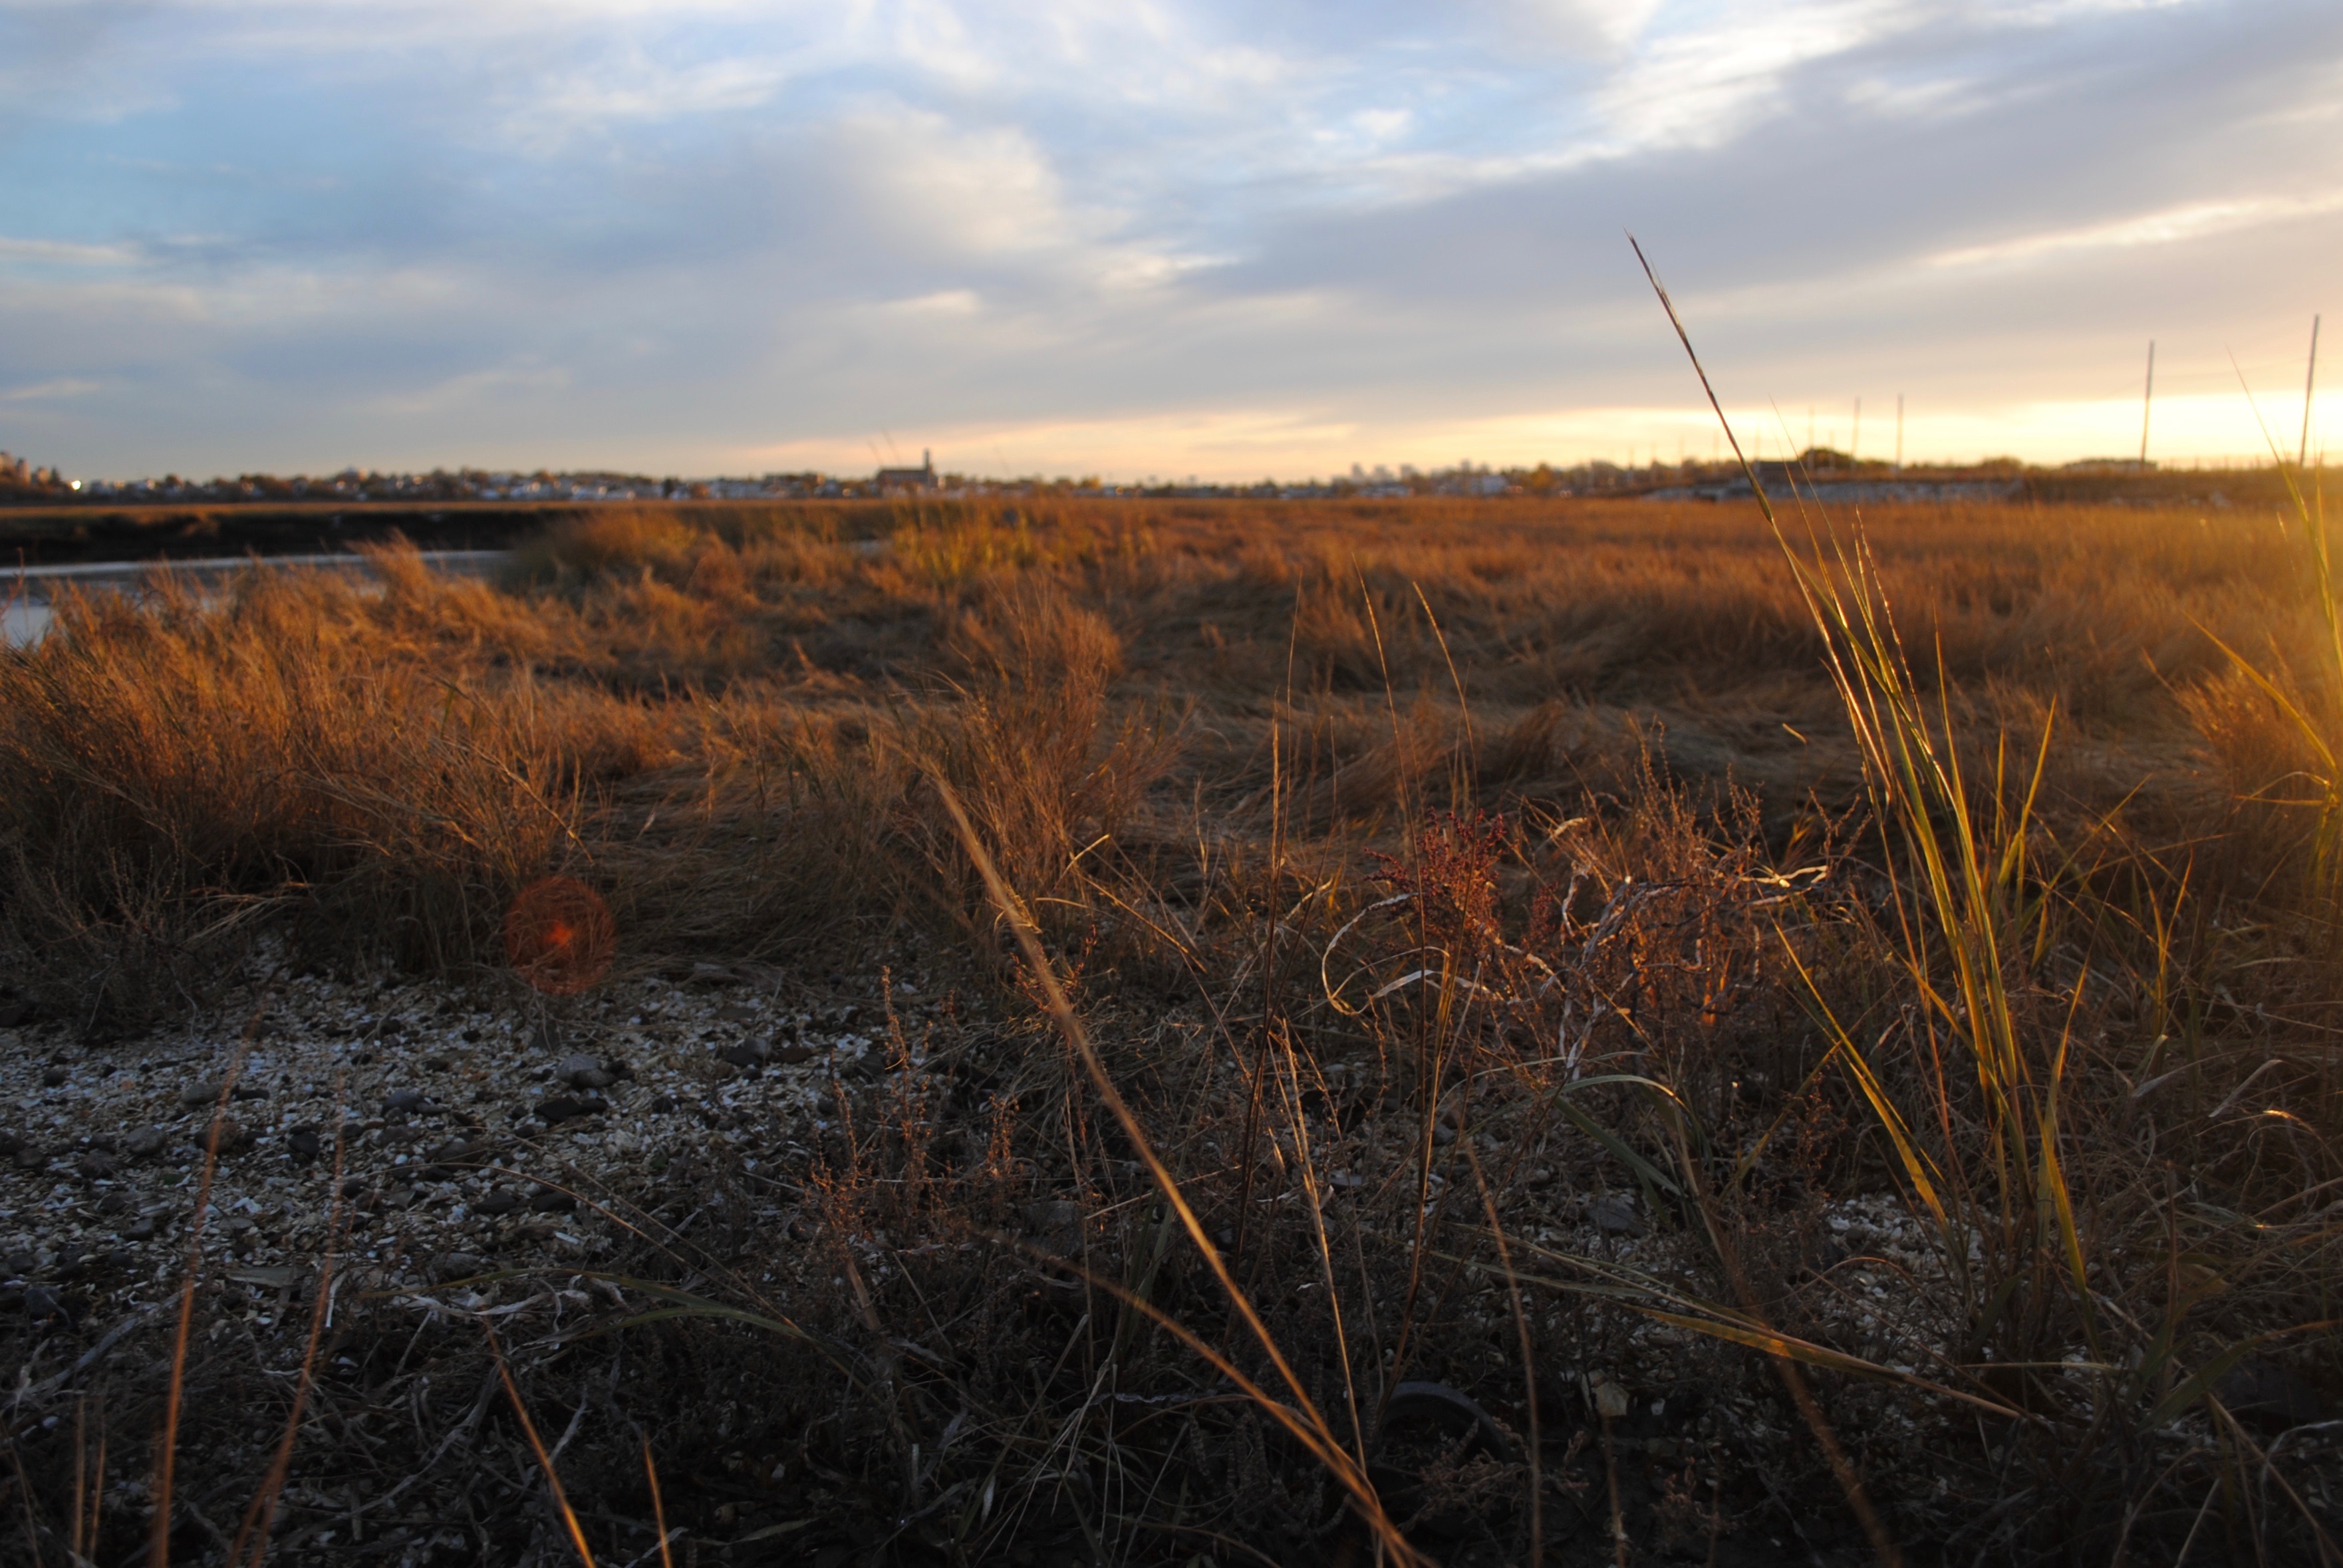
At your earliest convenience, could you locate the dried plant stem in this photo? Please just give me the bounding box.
[150,997,265,1568]
[229,1075,350,1567]
[931,774,1422,1565]
[484,1321,598,1567]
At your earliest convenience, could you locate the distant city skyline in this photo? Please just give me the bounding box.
[1,1,2336,480]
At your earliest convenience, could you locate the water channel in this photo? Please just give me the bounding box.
[3,551,509,646]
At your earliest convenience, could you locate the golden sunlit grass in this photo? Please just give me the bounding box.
[3,490,2339,1564]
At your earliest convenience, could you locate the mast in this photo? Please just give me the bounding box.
[2302,315,2322,470]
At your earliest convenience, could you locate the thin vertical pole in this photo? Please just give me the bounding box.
[2302,315,2322,469]
[1895,394,1904,471]
[2140,340,2155,467]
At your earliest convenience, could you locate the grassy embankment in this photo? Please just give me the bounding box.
[1,493,2338,1564]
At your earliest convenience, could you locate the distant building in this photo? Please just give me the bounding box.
[877,449,939,493]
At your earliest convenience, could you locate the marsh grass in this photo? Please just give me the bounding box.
[3,489,2340,1564]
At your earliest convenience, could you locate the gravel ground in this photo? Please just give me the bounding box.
[0,952,937,1327]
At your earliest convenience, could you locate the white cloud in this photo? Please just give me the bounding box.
[1925,191,2343,271]
[0,378,103,402]
[0,235,141,267]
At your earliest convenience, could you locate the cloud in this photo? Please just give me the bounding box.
[1,378,103,402]
[0,0,2336,478]
[1924,191,2343,271]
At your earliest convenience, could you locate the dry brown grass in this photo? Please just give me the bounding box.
[4,492,2340,1565]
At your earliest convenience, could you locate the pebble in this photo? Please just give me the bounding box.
[287,1127,323,1160]
[1588,1194,1648,1236]
[476,1192,522,1216]
[535,1095,607,1125]
[425,1138,487,1172]
[717,1041,769,1070]
[41,1066,68,1087]
[124,1126,167,1158]
[75,1152,118,1181]
[384,1087,430,1114]
[557,1053,611,1090]
[2217,1359,2330,1430]
[432,1251,489,1281]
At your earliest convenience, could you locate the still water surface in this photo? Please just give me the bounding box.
[3,551,507,646]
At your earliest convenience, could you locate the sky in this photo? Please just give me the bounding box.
[1,0,2338,483]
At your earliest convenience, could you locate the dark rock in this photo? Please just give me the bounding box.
[125,1126,167,1158]
[11,1145,45,1171]
[772,1042,815,1065]
[339,1178,365,1199]
[287,1126,323,1160]
[1022,1200,1084,1255]
[1587,1194,1648,1237]
[384,1088,430,1114]
[124,1218,156,1241]
[531,1188,577,1213]
[97,1190,134,1214]
[0,1130,18,1155]
[181,1081,229,1107]
[0,1002,29,1028]
[2217,1359,2331,1430]
[716,1041,769,1071]
[649,1094,679,1114]
[557,1053,611,1091]
[424,1138,488,1176]
[424,1056,452,1071]
[40,1067,67,1088]
[4,1251,36,1276]
[23,1285,65,1324]
[229,1085,268,1101]
[433,1251,489,1281]
[1379,1380,1520,1464]
[379,1185,414,1210]
[535,1095,607,1124]
[714,1002,758,1023]
[475,1191,522,1216]
[200,1119,245,1155]
[74,1152,118,1181]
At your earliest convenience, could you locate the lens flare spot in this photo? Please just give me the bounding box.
[503,876,615,995]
